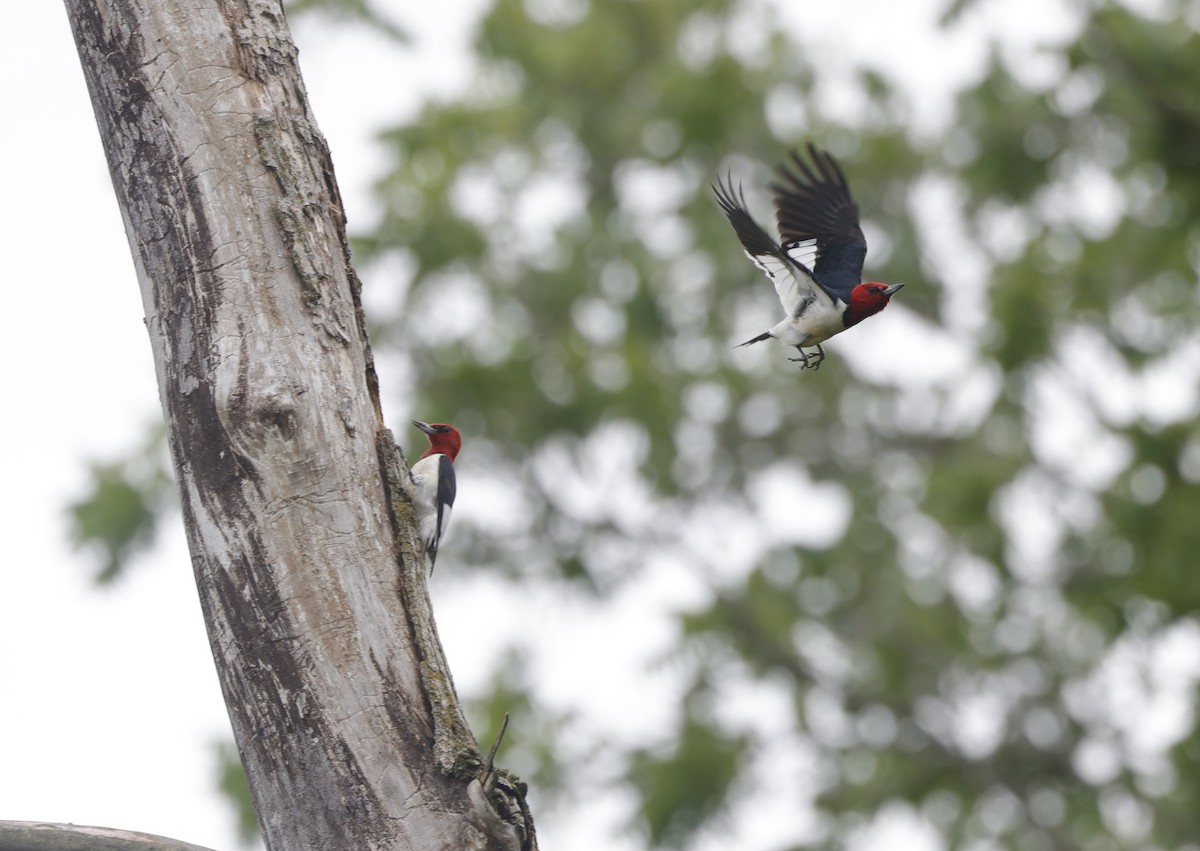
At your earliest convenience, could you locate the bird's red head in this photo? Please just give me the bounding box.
[846,282,904,327]
[413,420,462,462]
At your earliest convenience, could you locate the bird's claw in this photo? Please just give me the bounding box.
[788,350,825,370]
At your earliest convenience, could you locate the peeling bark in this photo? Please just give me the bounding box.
[62,0,534,848]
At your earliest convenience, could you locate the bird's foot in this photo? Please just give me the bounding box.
[788,346,825,370]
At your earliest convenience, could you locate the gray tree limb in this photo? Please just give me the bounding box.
[61,0,533,848]
[0,821,217,851]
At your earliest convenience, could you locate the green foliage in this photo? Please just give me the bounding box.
[360,1,1200,846]
[66,425,170,584]
[630,713,748,848]
[215,740,261,848]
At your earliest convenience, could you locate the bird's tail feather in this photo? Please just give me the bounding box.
[736,331,773,348]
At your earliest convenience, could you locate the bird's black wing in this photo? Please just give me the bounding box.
[713,173,831,316]
[770,143,868,304]
[437,455,457,517]
[428,455,456,570]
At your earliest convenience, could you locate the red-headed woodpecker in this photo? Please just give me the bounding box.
[714,143,904,370]
[409,420,461,571]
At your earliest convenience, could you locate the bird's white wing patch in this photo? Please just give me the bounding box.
[435,503,453,545]
[783,238,819,271]
[744,248,830,318]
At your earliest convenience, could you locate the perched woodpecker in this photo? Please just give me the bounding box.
[409,420,461,571]
[714,143,905,370]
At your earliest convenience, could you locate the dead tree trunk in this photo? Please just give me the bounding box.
[62,1,533,848]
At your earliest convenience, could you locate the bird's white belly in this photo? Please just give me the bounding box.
[409,458,444,532]
[771,300,845,347]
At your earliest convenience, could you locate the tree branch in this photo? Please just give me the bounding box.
[0,822,217,851]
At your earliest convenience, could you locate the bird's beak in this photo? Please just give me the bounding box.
[412,420,437,434]
[882,283,905,297]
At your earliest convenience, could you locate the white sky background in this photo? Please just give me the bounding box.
[0,1,1169,850]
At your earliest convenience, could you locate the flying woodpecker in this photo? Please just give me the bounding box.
[714,143,905,370]
[409,420,461,571]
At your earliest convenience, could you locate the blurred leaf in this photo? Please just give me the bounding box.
[66,425,171,584]
[629,716,747,849]
[215,740,262,848]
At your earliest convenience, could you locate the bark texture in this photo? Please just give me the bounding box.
[63,1,532,849]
